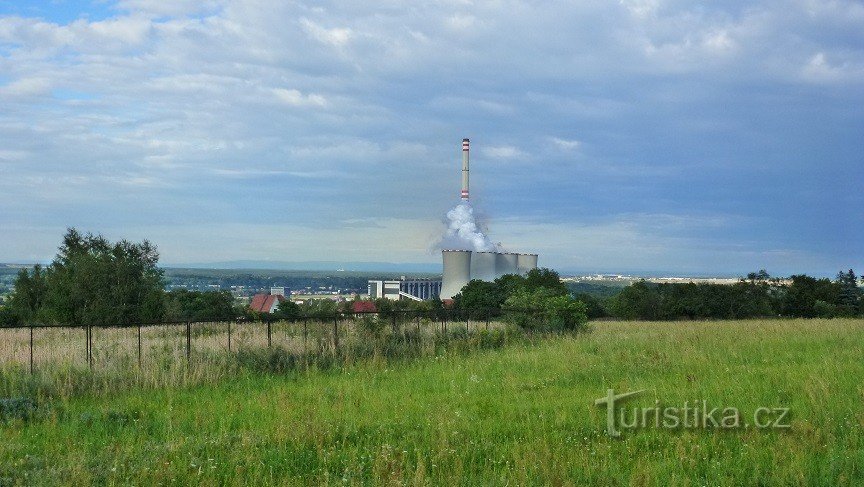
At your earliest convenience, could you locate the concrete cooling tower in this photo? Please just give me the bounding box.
[471,252,497,282]
[517,253,538,275]
[441,250,539,299]
[495,253,519,277]
[441,250,472,300]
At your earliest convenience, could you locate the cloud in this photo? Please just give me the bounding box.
[548,137,581,150]
[272,88,327,107]
[0,0,861,273]
[482,146,526,159]
[299,17,351,47]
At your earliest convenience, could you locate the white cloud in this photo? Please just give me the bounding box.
[272,88,327,107]
[0,77,51,97]
[299,17,351,47]
[548,137,581,150]
[482,146,526,159]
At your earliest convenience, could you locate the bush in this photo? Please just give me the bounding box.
[504,289,588,332]
[0,307,20,327]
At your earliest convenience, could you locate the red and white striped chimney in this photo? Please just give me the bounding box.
[461,138,470,200]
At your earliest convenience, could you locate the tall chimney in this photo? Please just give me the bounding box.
[461,138,470,200]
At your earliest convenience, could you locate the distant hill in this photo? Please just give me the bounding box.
[164,260,442,274]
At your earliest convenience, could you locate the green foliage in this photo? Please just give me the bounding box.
[16,228,165,325]
[504,288,589,332]
[8,265,47,322]
[608,270,862,320]
[572,293,608,319]
[0,397,38,423]
[273,300,301,321]
[0,306,20,327]
[163,289,236,322]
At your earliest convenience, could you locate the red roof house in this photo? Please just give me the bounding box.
[249,294,287,314]
[352,301,377,313]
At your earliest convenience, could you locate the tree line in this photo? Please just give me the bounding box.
[0,229,243,327]
[1,229,860,326]
[573,270,863,321]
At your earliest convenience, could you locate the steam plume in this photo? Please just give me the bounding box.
[439,201,498,252]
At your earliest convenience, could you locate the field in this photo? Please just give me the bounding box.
[1,319,863,485]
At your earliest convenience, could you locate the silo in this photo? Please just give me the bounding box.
[517,253,539,275]
[495,252,519,278]
[441,250,472,299]
[470,251,497,282]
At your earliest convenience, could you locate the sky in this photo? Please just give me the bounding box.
[0,0,862,276]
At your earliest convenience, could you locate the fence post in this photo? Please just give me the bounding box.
[486,310,490,331]
[137,324,142,367]
[186,321,191,361]
[29,325,34,375]
[332,315,339,354]
[87,324,93,370]
[228,321,232,352]
[267,320,272,348]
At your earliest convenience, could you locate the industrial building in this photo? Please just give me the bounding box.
[368,138,540,301]
[368,278,443,301]
[439,250,538,299]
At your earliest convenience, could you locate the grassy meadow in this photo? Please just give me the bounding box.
[1,318,863,485]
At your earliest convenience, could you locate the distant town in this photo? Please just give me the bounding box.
[0,262,760,307]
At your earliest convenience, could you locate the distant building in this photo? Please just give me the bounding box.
[270,286,286,297]
[249,293,287,313]
[351,301,377,313]
[368,277,442,301]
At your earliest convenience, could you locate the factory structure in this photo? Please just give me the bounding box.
[368,138,538,302]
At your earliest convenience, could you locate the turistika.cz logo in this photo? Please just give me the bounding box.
[594,389,790,437]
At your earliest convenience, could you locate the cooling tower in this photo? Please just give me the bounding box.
[495,252,519,278]
[517,253,539,275]
[470,251,497,282]
[441,250,472,299]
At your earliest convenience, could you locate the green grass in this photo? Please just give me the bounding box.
[1,319,863,485]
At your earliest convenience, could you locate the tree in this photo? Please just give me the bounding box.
[523,268,568,296]
[609,281,661,320]
[39,228,165,325]
[9,265,47,322]
[504,288,588,332]
[273,300,301,321]
[453,280,502,311]
[163,289,237,322]
[835,269,861,316]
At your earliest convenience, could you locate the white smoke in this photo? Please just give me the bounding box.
[439,201,499,252]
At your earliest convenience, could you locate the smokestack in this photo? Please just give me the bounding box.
[461,138,469,200]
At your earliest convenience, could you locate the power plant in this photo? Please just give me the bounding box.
[440,250,538,299]
[367,137,539,301]
[439,138,539,299]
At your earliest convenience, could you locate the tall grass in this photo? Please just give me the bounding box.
[1,318,862,485]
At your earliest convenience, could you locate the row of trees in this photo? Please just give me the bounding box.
[585,270,863,321]
[0,229,242,327]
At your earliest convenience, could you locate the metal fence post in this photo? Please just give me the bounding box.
[87,324,93,370]
[29,325,34,374]
[332,315,339,354]
[137,324,142,366]
[228,321,232,352]
[267,320,272,348]
[486,310,490,331]
[186,321,191,361]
